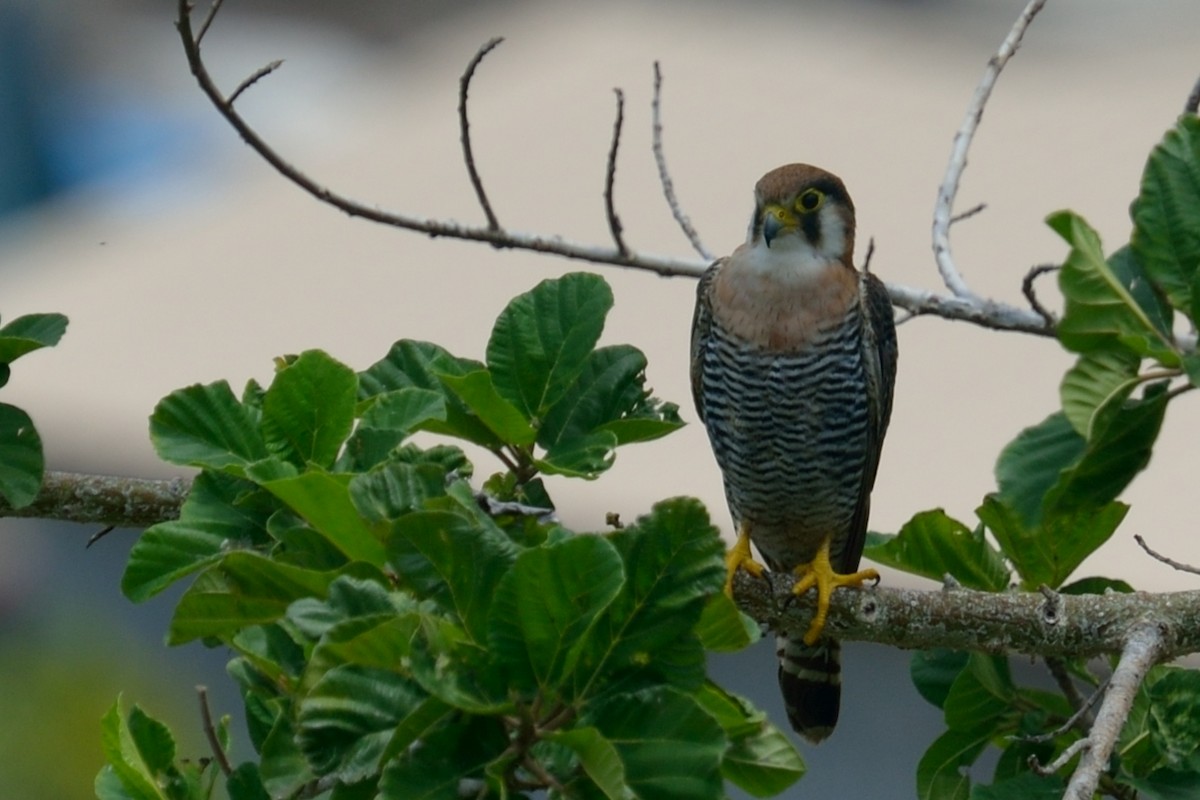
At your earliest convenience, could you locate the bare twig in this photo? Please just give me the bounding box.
[193,0,225,46]
[604,88,629,256]
[862,237,876,273]
[652,62,711,261]
[173,0,1060,334]
[459,37,505,232]
[1022,263,1059,327]
[1063,623,1166,800]
[0,470,189,528]
[1186,72,1200,115]
[950,202,987,225]
[932,0,1047,300]
[228,59,283,105]
[1135,534,1200,576]
[1029,737,1088,776]
[1019,671,1106,742]
[197,686,233,777]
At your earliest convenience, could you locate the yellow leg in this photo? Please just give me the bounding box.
[792,537,879,645]
[724,521,766,596]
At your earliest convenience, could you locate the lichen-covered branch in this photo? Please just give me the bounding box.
[1063,623,1166,800]
[733,571,1200,661]
[0,470,189,528]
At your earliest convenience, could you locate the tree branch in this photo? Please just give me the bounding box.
[932,0,1047,300]
[604,88,629,256]
[652,62,712,261]
[1063,623,1166,800]
[0,470,188,528]
[172,0,1058,338]
[459,36,505,232]
[733,571,1200,661]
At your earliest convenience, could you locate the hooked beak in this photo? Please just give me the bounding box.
[761,205,793,248]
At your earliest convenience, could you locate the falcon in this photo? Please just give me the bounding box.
[690,163,897,742]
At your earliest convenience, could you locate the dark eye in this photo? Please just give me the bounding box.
[797,189,824,213]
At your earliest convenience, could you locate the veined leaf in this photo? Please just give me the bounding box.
[439,370,537,445]
[489,534,624,693]
[978,495,1127,590]
[297,665,424,783]
[0,402,42,508]
[260,469,387,566]
[348,461,447,523]
[376,716,508,800]
[358,339,498,447]
[487,272,613,419]
[1060,349,1141,438]
[386,509,518,644]
[342,388,446,470]
[550,727,630,800]
[994,412,1086,530]
[150,380,269,473]
[862,510,1009,591]
[122,472,271,602]
[972,773,1065,800]
[261,350,357,469]
[695,593,759,652]
[911,649,970,710]
[535,430,618,479]
[588,686,726,800]
[916,727,989,800]
[0,312,68,362]
[1132,114,1200,317]
[693,682,805,797]
[98,698,171,800]
[1051,211,1175,359]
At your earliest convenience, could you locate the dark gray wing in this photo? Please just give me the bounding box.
[689,261,724,424]
[839,271,898,572]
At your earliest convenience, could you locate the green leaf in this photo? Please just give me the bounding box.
[1042,386,1167,519]
[259,713,314,798]
[535,429,618,478]
[538,344,681,449]
[550,727,630,800]
[994,412,1086,530]
[971,772,1064,800]
[150,381,268,473]
[226,763,271,800]
[0,312,68,362]
[693,682,805,797]
[386,509,519,643]
[261,350,357,468]
[358,340,498,447]
[0,402,43,508]
[911,649,970,710]
[99,698,169,800]
[695,592,760,652]
[376,716,507,800]
[349,462,447,523]
[1060,349,1141,438]
[916,727,989,800]
[862,510,1009,591]
[260,470,387,565]
[439,370,537,445]
[943,654,1013,731]
[341,388,446,469]
[297,665,424,782]
[589,687,726,800]
[1060,576,1134,594]
[977,495,1127,590]
[1125,767,1200,800]
[489,534,624,693]
[122,472,271,602]
[1132,114,1200,316]
[579,498,724,692]
[1146,668,1200,768]
[125,705,177,775]
[1051,210,1175,357]
[168,553,368,643]
[487,272,613,419]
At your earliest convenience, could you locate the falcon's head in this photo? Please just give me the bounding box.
[746,164,856,268]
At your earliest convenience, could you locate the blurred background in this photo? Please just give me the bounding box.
[2,0,1199,796]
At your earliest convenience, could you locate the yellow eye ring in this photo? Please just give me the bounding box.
[796,188,824,213]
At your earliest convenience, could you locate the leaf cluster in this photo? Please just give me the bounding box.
[0,312,67,507]
[98,273,802,800]
[864,115,1200,799]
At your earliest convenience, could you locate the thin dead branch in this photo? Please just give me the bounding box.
[605,88,629,256]
[1022,263,1060,327]
[1186,72,1200,115]
[1135,534,1200,576]
[228,59,283,106]
[932,0,1047,300]
[197,685,233,777]
[459,36,505,232]
[652,62,711,261]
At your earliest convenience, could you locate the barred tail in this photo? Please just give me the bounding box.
[776,634,841,743]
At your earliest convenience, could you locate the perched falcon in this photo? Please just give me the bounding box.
[691,163,897,742]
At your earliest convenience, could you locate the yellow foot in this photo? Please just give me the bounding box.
[792,538,879,645]
[724,521,766,596]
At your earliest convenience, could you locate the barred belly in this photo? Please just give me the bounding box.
[699,308,869,572]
